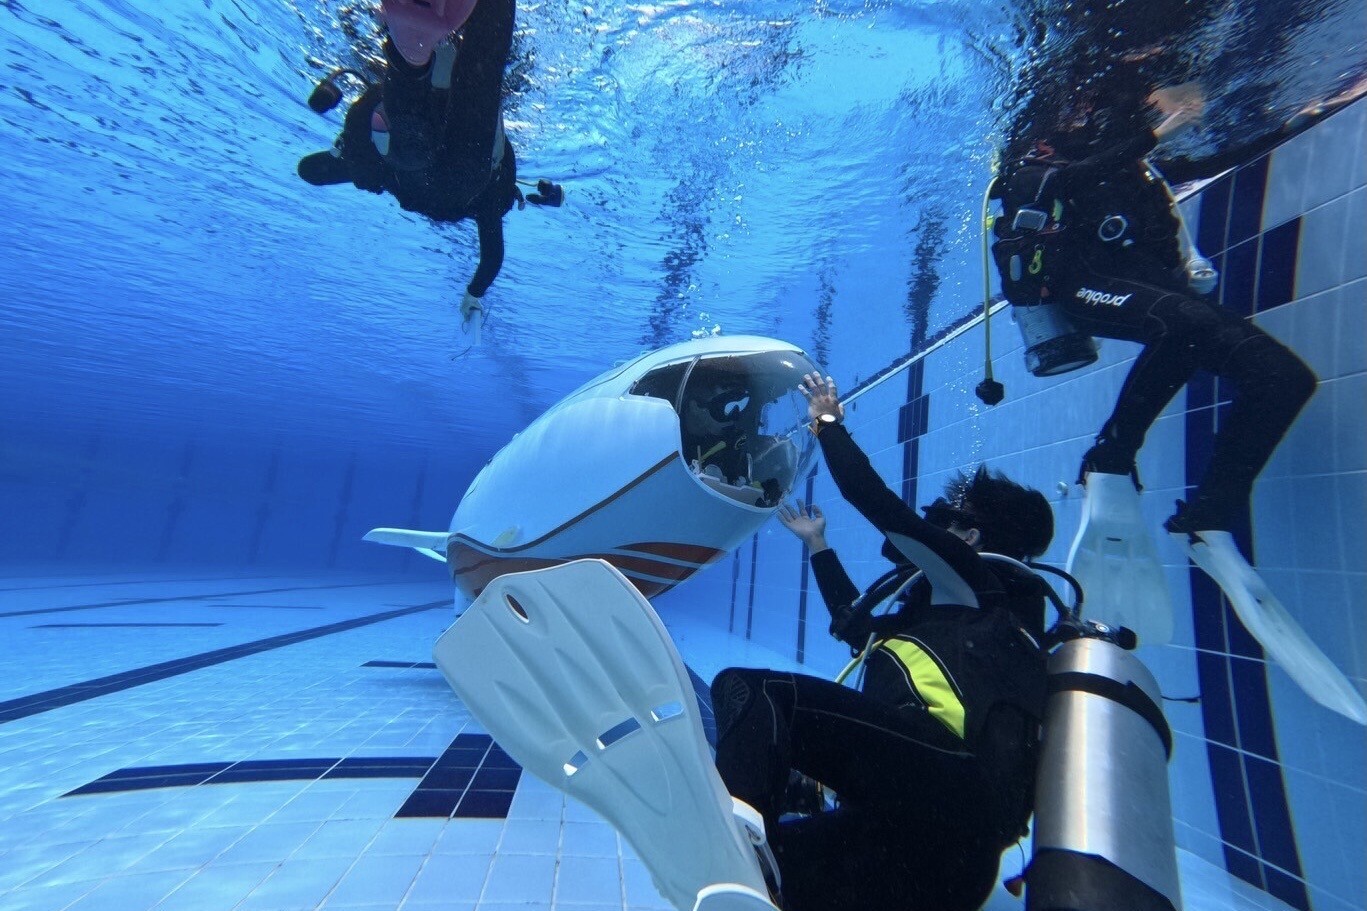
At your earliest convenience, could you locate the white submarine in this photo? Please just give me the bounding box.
[365,336,824,600]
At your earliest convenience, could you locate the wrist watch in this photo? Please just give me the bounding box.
[811,412,839,435]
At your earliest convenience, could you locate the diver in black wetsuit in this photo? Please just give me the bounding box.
[709,374,1052,911]
[990,92,1316,535]
[297,0,563,327]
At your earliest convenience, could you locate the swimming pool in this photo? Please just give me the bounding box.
[1,2,1363,909]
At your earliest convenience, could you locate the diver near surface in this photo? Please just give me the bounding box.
[991,89,1367,724]
[708,373,1052,911]
[297,0,564,335]
[991,88,1316,538]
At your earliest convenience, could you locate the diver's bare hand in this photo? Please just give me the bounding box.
[799,373,843,423]
[777,500,828,553]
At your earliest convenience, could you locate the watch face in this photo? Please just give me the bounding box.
[819,413,838,424]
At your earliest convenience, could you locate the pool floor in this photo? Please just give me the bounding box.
[0,570,1297,911]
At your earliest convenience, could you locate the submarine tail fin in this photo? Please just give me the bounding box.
[363,527,449,563]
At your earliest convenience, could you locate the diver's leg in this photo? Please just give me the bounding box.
[711,668,978,834]
[1061,255,1317,530]
[442,0,515,165]
[778,808,1001,911]
[1059,261,1206,482]
[767,808,892,911]
[1168,324,1316,532]
[712,669,1002,911]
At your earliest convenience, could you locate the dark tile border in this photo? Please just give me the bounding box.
[34,618,224,623]
[0,599,449,724]
[396,733,523,819]
[65,734,526,822]
[0,580,405,619]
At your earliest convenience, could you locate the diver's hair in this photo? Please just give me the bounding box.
[948,465,1054,560]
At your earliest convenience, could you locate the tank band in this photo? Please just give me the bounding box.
[1049,672,1172,758]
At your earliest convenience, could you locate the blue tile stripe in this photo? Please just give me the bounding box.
[686,665,718,749]
[728,550,741,634]
[396,733,521,819]
[900,360,927,508]
[0,599,449,724]
[64,756,441,796]
[364,660,440,669]
[1256,218,1300,312]
[33,622,224,628]
[0,580,396,619]
[64,736,525,821]
[1166,141,1313,907]
[745,534,759,639]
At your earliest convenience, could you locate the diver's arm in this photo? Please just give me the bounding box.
[1154,128,1290,184]
[816,424,988,592]
[467,209,506,298]
[1064,129,1160,177]
[810,549,862,619]
[811,548,919,647]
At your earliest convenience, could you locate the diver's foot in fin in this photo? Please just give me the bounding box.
[1078,443,1141,489]
[1066,471,1174,645]
[694,883,781,911]
[731,798,781,903]
[297,151,351,186]
[1178,530,1367,725]
[1164,495,1236,538]
[434,560,776,910]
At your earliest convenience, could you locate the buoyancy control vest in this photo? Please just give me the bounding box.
[988,155,1074,303]
[991,153,1185,294]
[988,156,1101,375]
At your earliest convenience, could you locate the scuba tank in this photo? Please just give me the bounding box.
[1013,302,1101,377]
[1028,618,1182,911]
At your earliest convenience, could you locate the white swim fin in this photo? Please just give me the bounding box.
[1180,531,1367,725]
[433,559,779,911]
[1067,472,1174,645]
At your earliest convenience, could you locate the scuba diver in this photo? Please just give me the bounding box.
[704,373,1053,911]
[297,0,564,337]
[991,90,1315,537]
[990,91,1367,725]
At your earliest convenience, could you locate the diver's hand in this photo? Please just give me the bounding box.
[459,290,484,326]
[1150,85,1205,140]
[800,373,844,423]
[777,500,829,553]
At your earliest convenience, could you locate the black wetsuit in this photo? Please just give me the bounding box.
[712,424,1047,911]
[992,128,1316,531]
[314,0,517,298]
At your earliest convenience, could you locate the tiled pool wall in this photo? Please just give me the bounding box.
[670,97,1365,911]
[0,430,457,575]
